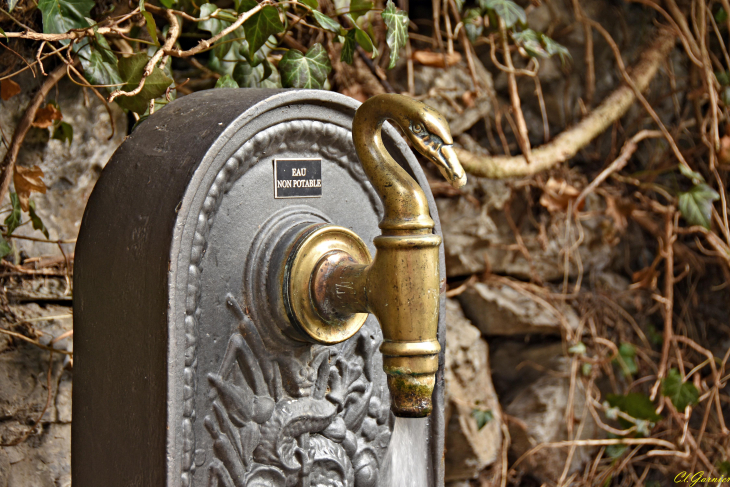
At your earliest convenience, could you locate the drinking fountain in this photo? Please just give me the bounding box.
[73,89,464,486]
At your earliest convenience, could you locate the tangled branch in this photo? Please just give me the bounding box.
[455,28,676,178]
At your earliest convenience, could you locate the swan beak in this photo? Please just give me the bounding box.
[437,145,467,189]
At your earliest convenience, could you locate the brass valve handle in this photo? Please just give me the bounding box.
[283,94,466,417]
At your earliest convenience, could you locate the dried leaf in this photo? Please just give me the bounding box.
[718,134,730,166]
[539,177,583,213]
[14,165,47,212]
[462,90,475,108]
[604,195,628,232]
[412,50,462,67]
[32,104,62,129]
[1,79,21,101]
[630,266,658,290]
[341,83,367,102]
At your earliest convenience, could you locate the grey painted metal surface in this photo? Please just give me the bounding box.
[73,89,446,486]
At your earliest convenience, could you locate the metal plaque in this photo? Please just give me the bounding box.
[274,158,322,198]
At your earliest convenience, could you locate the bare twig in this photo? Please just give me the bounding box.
[447,0,479,93]
[574,130,662,210]
[0,327,72,355]
[3,26,116,41]
[651,209,676,399]
[498,19,532,164]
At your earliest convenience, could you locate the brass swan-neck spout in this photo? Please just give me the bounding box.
[282,94,466,417]
[352,94,466,234]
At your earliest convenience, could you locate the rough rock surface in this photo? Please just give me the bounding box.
[0,304,72,486]
[0,75,120,485]
[435,177,614,281]
[458,282,580,336]
[504,353,599,484]
[0,73,126,258]
[389,55,494,137]
[444,299,502,482]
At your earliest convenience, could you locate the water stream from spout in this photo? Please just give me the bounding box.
[380,418,429,487]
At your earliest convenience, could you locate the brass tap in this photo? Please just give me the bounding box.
[283,94,466,417]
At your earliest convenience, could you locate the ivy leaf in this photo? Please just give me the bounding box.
[0,237,11,258]
[4,193,22,237]
[581,363,592,376]
[679,183,720,229]
[354,26,378,58]
[661,368,699,412]
[114,53,173,114]
[215,10,239,23]
[139,0,160,47]
[38,0,94,35]
[606,392,661,430]
[481,0,526,28]
[568,342,586,355]
[540,33,571,64]
[341,29,356,64]
[0,27,6,40]
[471,408,493,430]
[350,0,374,20]
[52,121,74,144]
[232,59,274,87]
[678,163,705,184]
[463,9,483,42]
[215,74,239,89]
[199,4,229,36]
[312,11,342,34]
[243,3,284,59]
[717,8,728,23]
[382,0,408,69]
[159,0,175,7]
[77,33,123,88]
[512,29,547,58]
[606,441,627,459]
[28,200,49,239]
[300,0,318,8]
[279,43,332,89]
[8,0,20,12]
[614,342,638,376]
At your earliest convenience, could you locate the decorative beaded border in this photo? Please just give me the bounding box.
[179,120,380,486]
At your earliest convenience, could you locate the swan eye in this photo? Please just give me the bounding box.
[412,123,427,136]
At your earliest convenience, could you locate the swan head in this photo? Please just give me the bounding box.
[397,103,467,189]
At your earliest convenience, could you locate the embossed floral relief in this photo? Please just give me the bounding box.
[204,309,392,487]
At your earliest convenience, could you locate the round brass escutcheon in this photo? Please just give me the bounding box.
[284,224,372,344]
